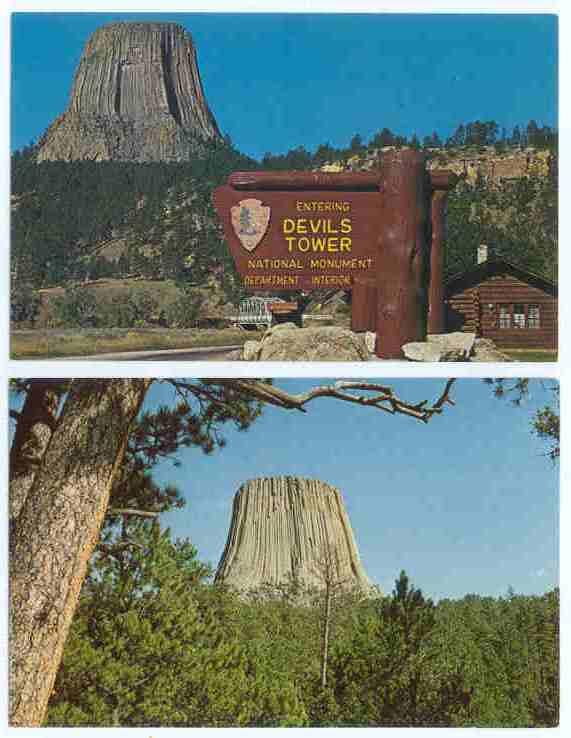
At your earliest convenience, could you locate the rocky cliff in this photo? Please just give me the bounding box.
[322,145,553,187]
[215,476,373,596]
[37,22,221,162]
[427,146,553,185]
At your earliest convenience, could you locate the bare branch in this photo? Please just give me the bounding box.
[108,508,160,519]
[207,379,456,423]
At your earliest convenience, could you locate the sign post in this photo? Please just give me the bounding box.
[213,151,456,359]
[375,150,430,358]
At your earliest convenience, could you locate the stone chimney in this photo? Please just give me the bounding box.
[477,244,489,264]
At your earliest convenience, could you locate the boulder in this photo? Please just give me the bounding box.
[364,331,376,354]
[241,340,261,361]
[471,338,512,362]
[256,326,369,361]
[403,333,511,362]
[426,332,476,361]
[264,322,298,335]
[402,342,443,362]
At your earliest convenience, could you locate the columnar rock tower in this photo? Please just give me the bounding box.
[215,477,373,595]
[37,22,221,162]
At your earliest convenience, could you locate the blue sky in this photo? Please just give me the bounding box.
[143,378,560,601]
[11,13,558,159]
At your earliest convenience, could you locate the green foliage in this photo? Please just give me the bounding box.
[261,120,557,168]
[10,120,558,329]
[534,404,560,460]
[11,139,256,290]
[261,145,314,170]
[97,289,159,329]
[160,286,204,328]
[349,134,366,155]
[324,572,468,727]
[53,286,99,328]
[98,378,264,539]
[10,282,41,325]
[47,555,559,728]
[47,283,220,330]
[444,175,557,280]
[445,120,556,150]
[429,591,559,727]
[52,286,160,329]
[485,379,559,461]
[47,526,307,727]
[127,289,160,327]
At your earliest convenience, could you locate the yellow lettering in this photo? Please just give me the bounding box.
[312,237,328,252]
[296,219,307,234]
[283,218,296,234]
[311,275,351,287]
[340,218,352,234]
[340,237,352,252]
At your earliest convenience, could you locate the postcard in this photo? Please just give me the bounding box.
[8,377,559,727]
[9,13,558,362]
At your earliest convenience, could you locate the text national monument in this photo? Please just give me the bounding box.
[213,150,457,358]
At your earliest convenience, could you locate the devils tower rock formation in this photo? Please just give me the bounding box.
[37,22,221,162]
[215,477,373,595]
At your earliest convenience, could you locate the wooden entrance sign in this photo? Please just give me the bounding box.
[213,171,380,291]
[213,150,456,359]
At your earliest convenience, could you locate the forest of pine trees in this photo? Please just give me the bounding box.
[10,120,558,329]
[45,521,559,728]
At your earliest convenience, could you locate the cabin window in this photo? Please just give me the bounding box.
[499,305,511,328]
[513,304,526,328]
[528,304,540,328]
[498,304,541,329]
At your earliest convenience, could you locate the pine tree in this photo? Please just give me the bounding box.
[9,379,455,726]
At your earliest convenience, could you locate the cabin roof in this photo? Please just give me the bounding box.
[445,258,557,297]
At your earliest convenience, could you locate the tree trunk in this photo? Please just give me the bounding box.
[10,382,61,521]
[320,581,332,689]
[9,379,151,727]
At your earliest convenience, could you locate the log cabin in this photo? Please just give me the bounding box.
[445,258,557,349]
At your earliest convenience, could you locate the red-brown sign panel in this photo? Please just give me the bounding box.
[213,172,382,291]
[213,159,457,359]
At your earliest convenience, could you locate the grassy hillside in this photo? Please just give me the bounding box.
[11,122,557,332]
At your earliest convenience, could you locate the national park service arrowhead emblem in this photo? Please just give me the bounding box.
[231,198,270,252]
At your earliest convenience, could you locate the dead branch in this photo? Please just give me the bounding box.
[206,379,456,423]
[108,508,160,519]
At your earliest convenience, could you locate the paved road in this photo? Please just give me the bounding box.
[141,346,240,362]
[58,345,242,361]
